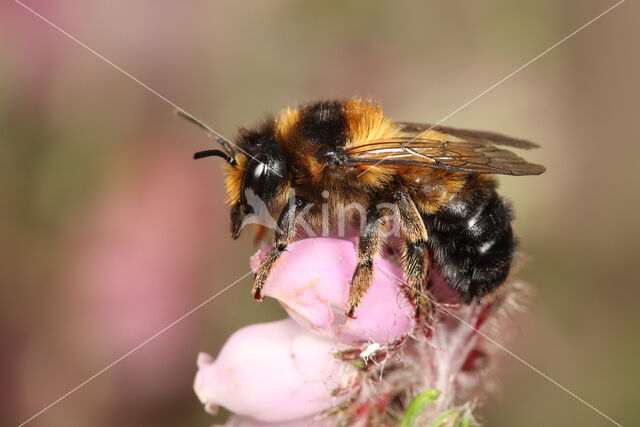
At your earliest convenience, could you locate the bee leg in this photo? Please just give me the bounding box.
[346,204,383,319]
[394,189,429,317]
[252,195,304,300]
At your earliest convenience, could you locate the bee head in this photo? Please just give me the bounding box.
[189,112,290,239]
[219,123,288,239]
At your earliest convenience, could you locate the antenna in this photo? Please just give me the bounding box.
[175,109,235,155]
[193,149,237,165]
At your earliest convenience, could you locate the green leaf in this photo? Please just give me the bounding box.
[398,389,440,427]
[431,408,461,427]
[456,415,473,427]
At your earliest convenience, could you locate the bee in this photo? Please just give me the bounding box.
[183,98,545,317]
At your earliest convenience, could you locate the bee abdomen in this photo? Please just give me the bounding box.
[423,189,515,302]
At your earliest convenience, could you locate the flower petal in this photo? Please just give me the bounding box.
[194,319,356,422]
[223,414,329,427]
[251,238,415,345]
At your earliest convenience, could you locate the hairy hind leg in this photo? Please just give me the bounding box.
[346,204,384,318]
[394,189,429,316]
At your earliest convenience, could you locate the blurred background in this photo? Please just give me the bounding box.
[1,1,638,426]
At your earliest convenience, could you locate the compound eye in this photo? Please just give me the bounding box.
[245,154,269,198]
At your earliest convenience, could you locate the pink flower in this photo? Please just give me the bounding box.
[250,238,416,345]
[194,319,357,423]
[195,236,529,425]
[222,414,331,427]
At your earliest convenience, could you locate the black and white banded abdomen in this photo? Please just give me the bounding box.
[423,188,516,302]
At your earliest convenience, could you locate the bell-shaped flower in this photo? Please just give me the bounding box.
[251,237,415,345]
[194,318,357,423]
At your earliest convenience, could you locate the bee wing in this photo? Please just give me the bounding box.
[345,137,546,176]
[395,121,540,149]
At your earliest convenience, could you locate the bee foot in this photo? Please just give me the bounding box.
[252,286,264,301]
